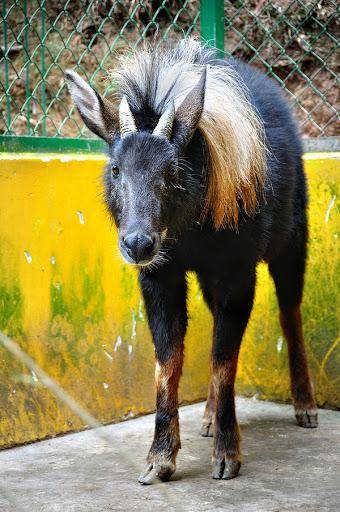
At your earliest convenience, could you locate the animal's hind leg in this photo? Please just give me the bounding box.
[198,276,215,437]
[269,233,318,428]
[201,380,215,437]
[279,306,318,427]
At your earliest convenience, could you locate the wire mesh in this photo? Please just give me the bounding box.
[0,0,338,139]
[224,0,339,137]
[0,0,199,138]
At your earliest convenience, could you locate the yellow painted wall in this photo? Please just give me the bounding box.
[0,152,338,448]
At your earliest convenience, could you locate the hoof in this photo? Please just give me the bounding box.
[200,421,214,437]
[138,460,176,485]
[295,408,318,428]
[212,458,241,480]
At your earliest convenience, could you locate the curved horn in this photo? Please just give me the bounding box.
[153,100,175,139]
[119,95,137,137]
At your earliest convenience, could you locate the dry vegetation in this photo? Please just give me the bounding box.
[0,0,338,138]
[224,0,339,137]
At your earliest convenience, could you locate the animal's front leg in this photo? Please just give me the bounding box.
[210,273,255,480]
[139,352,183,484]
[138,269,187,484]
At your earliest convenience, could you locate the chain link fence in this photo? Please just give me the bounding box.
[224,0,339,137]
[0,0,199,139]
[0,0,338,141]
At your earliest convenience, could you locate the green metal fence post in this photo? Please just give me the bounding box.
[2,0,11,134]
[24,0,31,135]
[200,0,224,55]
[40,0,47,136]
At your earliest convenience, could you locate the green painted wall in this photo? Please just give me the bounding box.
[0,152,338,448]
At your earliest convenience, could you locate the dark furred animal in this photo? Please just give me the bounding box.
[66,39,317,484]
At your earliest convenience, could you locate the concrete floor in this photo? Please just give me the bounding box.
[0,398,339,512]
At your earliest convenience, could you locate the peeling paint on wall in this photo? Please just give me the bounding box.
[0,152,338,448]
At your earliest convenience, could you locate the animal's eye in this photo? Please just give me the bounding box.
[110,164,120,178]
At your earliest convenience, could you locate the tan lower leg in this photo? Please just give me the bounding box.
[280,306,316,409]
[147,353,183,465]
[211,357,241,479]
[280,306,318,427]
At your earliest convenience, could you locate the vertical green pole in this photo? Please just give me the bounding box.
[200,0,225,56]
[40,0,46,135]
[2,0,11,133]
[24,0,31,135]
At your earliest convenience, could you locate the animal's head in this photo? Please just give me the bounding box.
[65,69,206,266]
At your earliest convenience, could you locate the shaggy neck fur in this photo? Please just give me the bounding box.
[108,39,267,229]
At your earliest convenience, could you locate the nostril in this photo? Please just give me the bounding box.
[122,233,136,254]
[141,234,155,253]
[121,232,158,263]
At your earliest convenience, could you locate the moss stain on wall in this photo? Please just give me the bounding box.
[0,152,338,447]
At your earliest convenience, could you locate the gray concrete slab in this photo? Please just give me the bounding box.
[0,398,339,512]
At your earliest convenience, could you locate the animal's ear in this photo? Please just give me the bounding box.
[65,70,117,143]
[172,66,207,149]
